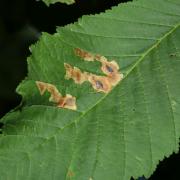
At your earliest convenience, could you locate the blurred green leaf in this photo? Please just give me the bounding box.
[40,0,75,6]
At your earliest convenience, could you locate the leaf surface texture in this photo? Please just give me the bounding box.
[0,0,180,179]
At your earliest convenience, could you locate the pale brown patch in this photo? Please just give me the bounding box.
[65,48,123,93]
[64,63,89,84]
[95,55,119,75]
[88,75,112,93]
[36,81,77,110]
[107,73,123,86]
[74,48,94,61]
[64,63,112,93]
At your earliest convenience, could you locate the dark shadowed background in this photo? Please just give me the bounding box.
[0,0,179,179]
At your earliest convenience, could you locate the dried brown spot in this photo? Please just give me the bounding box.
[57,94,77,110]
[36,81,62,103]
[36,81,77,110]
[105,65,114,73]
[64,63,112,93]
[74,48,94,61]
[95,54,123,86]
[107,73,123,86]
[88,75,112,93]
[95,55,119,75]
[64,63,89,84]
[95,54,107,62]
[65,49,124,93]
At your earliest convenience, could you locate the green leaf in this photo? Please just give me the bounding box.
[40,0,75,6]
[1,0,180,179]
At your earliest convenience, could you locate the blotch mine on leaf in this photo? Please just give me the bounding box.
[107,73,124,86]
[74,48,120,75]
[65,48,123,93]
[74,48,94,61]
[88,74,112,93]
[95,54,120,75]
[64,64,114,93]
[36,81,77,110]
[64,63,89,84]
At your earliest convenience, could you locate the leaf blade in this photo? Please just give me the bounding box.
[1,0,180,180]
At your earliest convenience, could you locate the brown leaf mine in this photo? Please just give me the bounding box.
[108,73,123,86]
[36,81,77,110]
[95,55,119,75]
[88,75,112,93]
[74,48,94,61]
[64,64,114,93]
[65,48,123,94]
[64,63,89,84]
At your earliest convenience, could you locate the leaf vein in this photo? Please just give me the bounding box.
[156,46,178,150]
[68,30,158,41]
[89,16,174,28]
[131,4,180,17]
[137,66,153,174]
